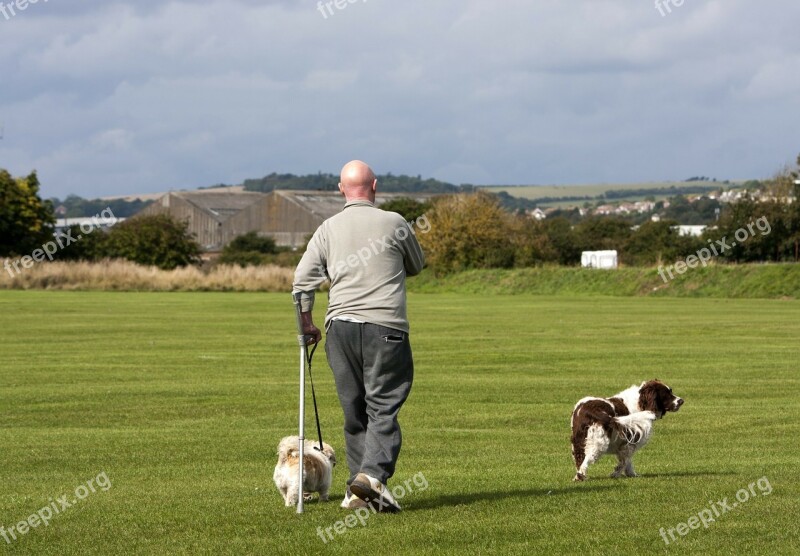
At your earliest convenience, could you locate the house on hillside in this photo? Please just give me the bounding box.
[528,208,547,221]
[675,225,707,237]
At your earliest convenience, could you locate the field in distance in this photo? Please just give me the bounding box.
[481,180,746,207]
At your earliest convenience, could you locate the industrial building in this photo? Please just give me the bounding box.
[137,189,433,251]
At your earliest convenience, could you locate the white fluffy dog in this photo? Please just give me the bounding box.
[273,436,336,507]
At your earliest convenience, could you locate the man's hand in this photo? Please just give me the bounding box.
[301,311,322,345]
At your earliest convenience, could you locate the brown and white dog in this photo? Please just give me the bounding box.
[273,436,336,506]
[571,380,683,481]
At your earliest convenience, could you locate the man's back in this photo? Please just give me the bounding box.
[294,199,424,333]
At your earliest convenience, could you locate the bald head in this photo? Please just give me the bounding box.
[339,160,377,203]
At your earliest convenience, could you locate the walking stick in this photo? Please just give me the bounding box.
[292,292,307,514]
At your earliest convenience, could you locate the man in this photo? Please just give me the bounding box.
[292,160,424,512]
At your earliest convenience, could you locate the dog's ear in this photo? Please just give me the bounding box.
[638,382,658,412]
[277,439,289,462]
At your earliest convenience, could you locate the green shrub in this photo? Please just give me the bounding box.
[218,232,300,267]
[224,232,278,255]
[103,214,201,270]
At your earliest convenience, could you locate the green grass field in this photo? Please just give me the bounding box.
[1,291,798,555]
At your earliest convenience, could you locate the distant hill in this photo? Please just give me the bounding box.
[99,185,246,202]
[242,172,472,194]
[481,180,749,208]
[50,194,154,219]
[56,176,758,219]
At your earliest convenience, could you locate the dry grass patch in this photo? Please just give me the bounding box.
[0,260,295,292]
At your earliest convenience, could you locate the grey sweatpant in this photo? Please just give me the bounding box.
[325,320,414,485]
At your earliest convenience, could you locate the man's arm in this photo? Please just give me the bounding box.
[401,223,425,276]
[292,228,327,344]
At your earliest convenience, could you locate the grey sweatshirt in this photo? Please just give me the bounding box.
[292,199,424,333]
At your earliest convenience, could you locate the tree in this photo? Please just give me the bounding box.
[701,155,798,263]
[0,169,55,256]
[379,197,431,222]
[55,224,108,261]
[543,217,581,265]
[623,220,702,265]
[783,153,800,261]
[663,194,721,225]
[710,197,782,262]
[574,216,633,252]
[509,216,558,267]
[418,192,516,274]
[791,179,800,262]
[49,194,152,218]
[103,214,201,269]
[241,172,467,194]
[546,207,583,225]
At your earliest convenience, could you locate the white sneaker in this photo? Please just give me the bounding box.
[340,489,368,509]
[349,473,402,513]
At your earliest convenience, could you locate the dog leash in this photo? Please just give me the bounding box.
[305,341,324,452]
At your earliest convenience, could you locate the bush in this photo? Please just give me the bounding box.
[217,232,301,267]
[543,217,581,265]
[217,250,269,267]
[380,197,432,222]
[508,216,558,267]
[55,224,109,262]
[103,214,201,270]
[623,220,702,266]
[224,232,278,255]
[574,216,633,252]
[418,192,517,274]
[267,250,303,268]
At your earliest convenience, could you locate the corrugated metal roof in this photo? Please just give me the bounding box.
[275,191,345,220]
[146,189,437,228]
[274,190,436,220]
[173,191,266,222]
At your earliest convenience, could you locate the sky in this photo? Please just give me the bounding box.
[1,0,799,199]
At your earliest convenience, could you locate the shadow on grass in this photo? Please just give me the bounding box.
[404,471,736,510]
[405,484,619,511]
[636,470,736,478]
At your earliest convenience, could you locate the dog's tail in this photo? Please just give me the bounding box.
[613,411,656,445]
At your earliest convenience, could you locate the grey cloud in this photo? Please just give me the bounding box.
[1,0,799,198]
